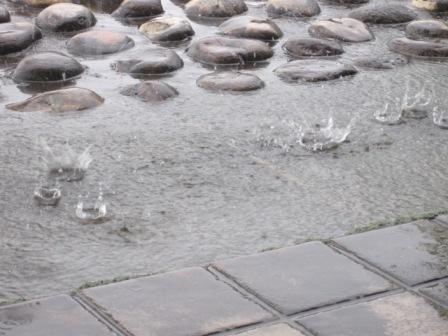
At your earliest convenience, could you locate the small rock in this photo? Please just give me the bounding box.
[412,0,448,12]
[309,18,373,43]
[274,59,357,82]
[112,0,163,19]
[185,0,248,18]
[68,31,135,56]
[120,81,178,102]
[139,17,194,42]
[266,0,321,18]
[0,6,11,23]
[36,3,96,32]
[12,52,84,83]
[406,20,448,40]
[186,36,273,66]
[0,22,42,55]
[389,37,448,58]
[6,87,104,112]
[354,55,408,70]
[349,4,418,24]
[218,16,283,41]
[283,37,344,57]
[197,72,265,91]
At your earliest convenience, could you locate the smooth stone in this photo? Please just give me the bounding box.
[112,47,183,76]
[24,0,72,6]
[139,17,194,42]
[186,36,273,66]
[112,0,163,19]
[67,31,135,56]
[354,55,408,70]
[275,59,357,82]
[406,20,448,40]
[197,72,264,91]
[0,22,42,55]
[120,81,178,102]
[266,0,321,18]
[283,37,343,57]
[348,4,418,24]
[309,18,373,43]
[12,52,84,83]
[218,16,283,41]
[389,37,448,58]
[0,6,11,23]
[36,3,96,32]
[412,0,448,12]
[6,87,104,112]
[185,0,248,18]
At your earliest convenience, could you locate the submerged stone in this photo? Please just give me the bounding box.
[139,17,194,42]
[185,0,247,18]
[354,55,408,70]
[187,36,273,66]
[412,0,448,12]
[218,16,283,41]
[12,52,84,83]
[389,37,448,58]
[0,6,10,23]
[6,87,104,112]
[0,22,42,55]
[283,37,343,57]
[266,0,321,18]
[120,81,178,102]
[275,59,357,82]
[67,31,135,56]
[348,4,418,24]
[36,3,96,32]
[309,18,373,43]
[406,20,448,40]
[197,72,264,92]
[112,0,163,19]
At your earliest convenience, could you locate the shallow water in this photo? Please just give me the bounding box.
[1,0,448,301]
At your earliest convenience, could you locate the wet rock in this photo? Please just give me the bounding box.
[139,17,194,42]
[354,55,408,70]
[112,0,163,19]
[120,81,178,102]
[36,3,96,32]
[389,37,448,58]
[283,37,343,57]
[6,87,104,112]
[112,47,183,76]
[24,0,72,6]
[185,0,248,18]
[67,31,135,56]
[197,72,264,91]
[412,0,448,12]
[274,59,357,82]
[266,0,321,18]
[309,18,373,43]
[406,20,448,40]
[186,36,273,66]
[0,22,42,55]
[0,6,11,23]
[348,4,418,24]
[12,52,84,83]
[218,16,283,41]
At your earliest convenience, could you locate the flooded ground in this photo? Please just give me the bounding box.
[1,0,448,301]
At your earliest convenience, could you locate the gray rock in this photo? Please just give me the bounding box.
[349,4,418,24]
[275,59,357,82]
[185,0,247,18]
[112,0,163,18]
[12,52,84,83]
[406,20,448,40]
[218,16,283,41]
[0,22,42,55]
[266,0,321,18]
[186,36,273,66]
[354,55,408,70]
[36,3,96,32]
[197,72,265,91]
[283,37,344,57]
[412,0,448,12]
[68,31,135,56]
[389,37,448,58]
[309,18,373,43]
[6,87,104,112]
[139,17,194,42]
[120,81,178,102]
[0,6,10,23]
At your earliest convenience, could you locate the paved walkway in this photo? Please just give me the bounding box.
[1,218,448,336]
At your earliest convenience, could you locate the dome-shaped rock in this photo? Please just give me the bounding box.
[0,22,42,55]
[0,6,11,23]
[197,72,264,91]
[185,0,248,18]
[283,37,344,57]
[67,31,135,56]
[389,37,448,58]
[120,81,178,102]
[348,4,418,24]
[266,0,321,18]
[112,0,163,19]
[36,3,96,32]
[309,18,373,43]
[139,17,194,42]
[406,20,448,40]
[218,16,283,41]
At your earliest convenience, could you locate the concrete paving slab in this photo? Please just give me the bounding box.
[335,221,448,285]
[0,294,114,336]
[421,280,448,307]
[299,292,448,336]
[233,323,305,336]
[83,267,273,336]
[213,241,393,315]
